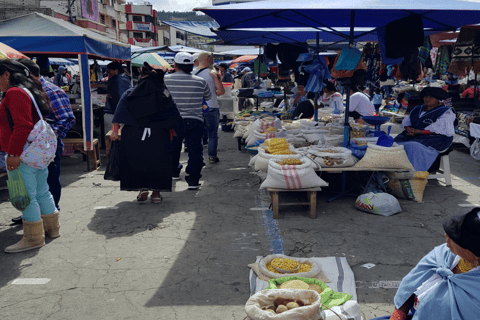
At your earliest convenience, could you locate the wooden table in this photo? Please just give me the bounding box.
[267,187,322,219]
[62,138,101,171]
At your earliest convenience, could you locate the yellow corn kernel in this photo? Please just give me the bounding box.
[271,258,299,271]
[277,158,303,165]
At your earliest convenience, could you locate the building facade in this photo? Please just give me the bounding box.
[39,0,128,43]
[119,2,158,47]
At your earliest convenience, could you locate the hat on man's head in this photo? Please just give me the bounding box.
[242,67,252,73]
[419,87,449,100]
[443,208,480,257]
[174,52,194,65]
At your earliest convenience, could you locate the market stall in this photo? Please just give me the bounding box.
[0,12,131,151]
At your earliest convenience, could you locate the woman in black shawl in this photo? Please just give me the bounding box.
[110,63,182,203]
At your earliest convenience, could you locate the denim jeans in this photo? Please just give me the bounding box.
[204,108,220,158]
[11,162,57,222]
[47,137,64,210]
[171,119,204,184]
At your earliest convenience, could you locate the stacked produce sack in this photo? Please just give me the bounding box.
[254,138,302,172]
[305,146,358,170]
[245,255,361,320]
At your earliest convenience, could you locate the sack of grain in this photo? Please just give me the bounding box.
[355,192,402,216]
[245,289,323,320]
[307,146,357,168]
[260,157,328,189]
[386,171,429,202]
[246,130,287,147]
[354,143,414,171]
[254,146,302,172]
[259,254,322,279]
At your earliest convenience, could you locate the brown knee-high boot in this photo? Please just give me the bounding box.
[41,212,60,238]
[4,220,45,253]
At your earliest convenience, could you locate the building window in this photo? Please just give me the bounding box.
[133,32,143,39]
[111,19,116,28]
[144,16,151,23]
[132,15,142,22]
[100,14,105,25]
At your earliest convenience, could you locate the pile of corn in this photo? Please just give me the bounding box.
[277,158,303,166]
[266,258,312,274]
[262,127,279,133]
[264,138,294,155]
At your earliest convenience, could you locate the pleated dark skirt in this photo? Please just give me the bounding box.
[119,124,172,192]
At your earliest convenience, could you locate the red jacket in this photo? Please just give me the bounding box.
[0,87,40,156]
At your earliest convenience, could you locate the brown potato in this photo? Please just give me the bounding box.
[276,305,288,313]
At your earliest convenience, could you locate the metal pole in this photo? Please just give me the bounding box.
[343,9,355,148]
[314,32,319,122]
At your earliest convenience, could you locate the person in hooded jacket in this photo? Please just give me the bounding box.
[103,62,132,133]
[53,66,69,87]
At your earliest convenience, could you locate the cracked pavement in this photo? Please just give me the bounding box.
[1,129,479,320]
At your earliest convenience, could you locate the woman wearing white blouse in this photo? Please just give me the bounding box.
[394,87,455,171]
[318,81,344,112]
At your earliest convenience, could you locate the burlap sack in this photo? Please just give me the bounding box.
[386,171,429,202]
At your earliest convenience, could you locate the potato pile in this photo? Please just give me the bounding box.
[266,258,312,274]
[261,297,311,315]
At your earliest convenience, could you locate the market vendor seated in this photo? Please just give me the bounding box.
[371,207,480,320]
[292,92,315,119]
[394,87,455,171]
[318,81,343,113]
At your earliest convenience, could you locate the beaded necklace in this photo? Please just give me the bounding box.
[456,258,478,273]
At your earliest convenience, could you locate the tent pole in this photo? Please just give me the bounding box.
[314,32,319,122]
[78,54,93,151]
[343,9,355,148]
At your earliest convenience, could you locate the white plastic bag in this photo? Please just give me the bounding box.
[249,154,258,167]
[258,254,322,279]
[471,138,480,160]
[324,300,362,320]
[245,289,323,320]
[355,192,402,216]
[260,157,328,189]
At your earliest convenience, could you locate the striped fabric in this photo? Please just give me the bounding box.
[164,72,212,122]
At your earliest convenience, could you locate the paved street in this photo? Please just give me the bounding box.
[1,129,479,320]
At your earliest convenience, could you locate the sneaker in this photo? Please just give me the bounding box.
[173,164,183,180]
[209,157,219,164]
[188,183,201,190]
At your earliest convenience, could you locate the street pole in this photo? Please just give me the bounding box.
[67,0,76,24]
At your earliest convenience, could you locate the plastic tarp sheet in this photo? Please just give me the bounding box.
[161,20,219,39]
[0,13,130,60]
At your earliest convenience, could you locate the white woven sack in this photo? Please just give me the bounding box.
[307,146,357,168]
[354,143,414,171]
[249,154,258,167]
[302,128,330,135]
[247,131,287,147]
[260,157,328,189]
[258,254,322,279]
[245,289,322,320]
[254,146,301,172]
[285,128,302,135]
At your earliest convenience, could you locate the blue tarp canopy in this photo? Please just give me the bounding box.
[161,21,219,39]
[0,12,130,60]
[197,0,480,32]
[196,0,480,46]
[0,12,131,150]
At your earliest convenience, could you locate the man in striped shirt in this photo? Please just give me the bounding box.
[164,52,211,190]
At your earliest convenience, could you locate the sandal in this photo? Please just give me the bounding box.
[151,193,163,204]
[137,191,149,202]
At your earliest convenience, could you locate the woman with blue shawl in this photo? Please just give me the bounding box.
[394,87,455,171]
[372,208,480,320]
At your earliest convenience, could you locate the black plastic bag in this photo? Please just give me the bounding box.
[104,140,120,181]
